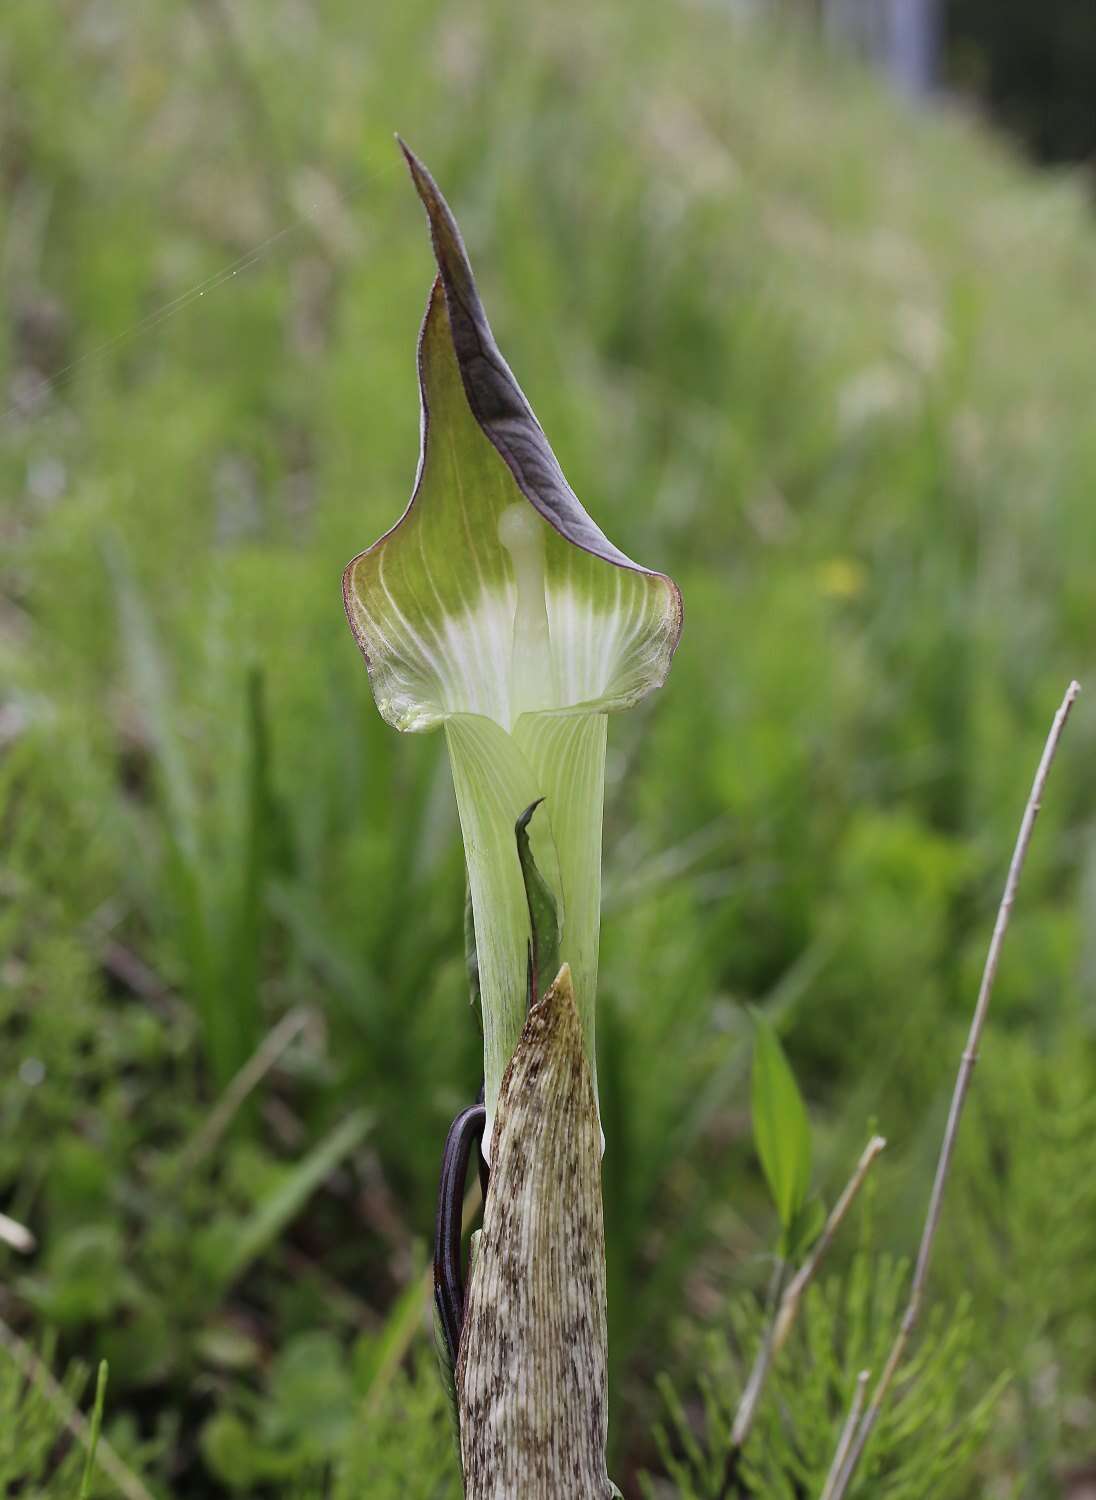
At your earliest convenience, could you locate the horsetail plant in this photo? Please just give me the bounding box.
[343,144,681,1496]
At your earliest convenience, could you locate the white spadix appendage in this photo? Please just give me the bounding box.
[498,503,555,725]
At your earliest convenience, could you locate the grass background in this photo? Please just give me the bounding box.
[2,0,1096,1494]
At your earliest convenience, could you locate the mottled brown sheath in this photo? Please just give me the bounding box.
[456,965,612,1500]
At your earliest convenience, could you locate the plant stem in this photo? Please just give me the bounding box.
[771,1135,886,1357]
[729,1258,785,1453]
[826,678,1081,1500]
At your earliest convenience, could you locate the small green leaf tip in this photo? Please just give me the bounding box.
[749,1007,812,1245]
[342,144,682,1150]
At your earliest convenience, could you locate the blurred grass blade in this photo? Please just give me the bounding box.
[110,546,282,1089]
[749,1006,811,1245]
[108,543,201,863]
[220,1109,371,1286]
[225,664,286,1086]
[77,1360,108,1500]
[359,1242,431,1415]
[431,1296,460,1461]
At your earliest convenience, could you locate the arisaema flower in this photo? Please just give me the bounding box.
[343,144,681,1154]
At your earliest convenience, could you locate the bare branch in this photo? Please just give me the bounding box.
[772,1135,887,1357]
[827,679,1081,1500]
[729,1259,785,1452]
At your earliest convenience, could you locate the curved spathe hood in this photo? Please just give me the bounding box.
[342,144,682,1148]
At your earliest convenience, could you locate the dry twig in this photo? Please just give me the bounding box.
[826,679,1081,1500]
[772,1134,887,1357]
[819,1370,870,1500]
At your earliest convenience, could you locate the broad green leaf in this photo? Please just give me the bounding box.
[342,144,681,1151]
[749,1007,812,1240]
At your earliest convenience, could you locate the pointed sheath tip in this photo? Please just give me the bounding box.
[543,962,574,1008]
[396,135,437,213]
[396,136,442,225]
[395,133,417,172]
[393,141,477,313]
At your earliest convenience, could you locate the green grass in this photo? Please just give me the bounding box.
[2,0,1096,1494]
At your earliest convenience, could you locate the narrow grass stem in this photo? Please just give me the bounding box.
[174,1006,309,1178]
[827,679,1081,1500]
[729,1258,785,1452]
[819,1370,870,1500]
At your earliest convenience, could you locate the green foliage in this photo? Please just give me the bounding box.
[200,1335,461,1498]
[215,1108,371,1287]
[335,1346,463,1500]
[0,1345,152,1499]
[0,1345,87,1496]
[644,1248,1004,1500]
[111,550,291,1089]
[77,1362,108,1500]
[941,1027,1096,1486]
